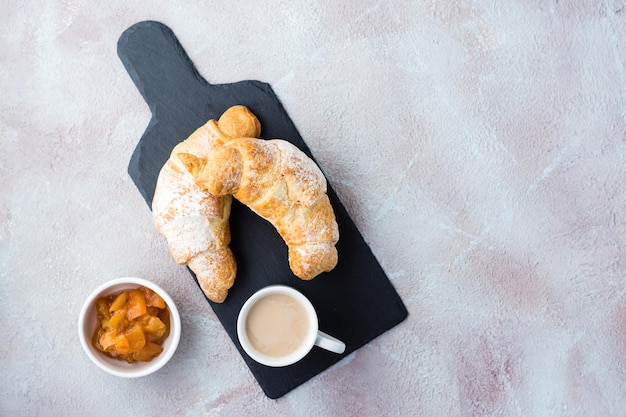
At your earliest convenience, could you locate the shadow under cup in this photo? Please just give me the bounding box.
[237,285,345,367]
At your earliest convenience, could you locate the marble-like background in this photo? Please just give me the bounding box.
[2,1,626,416]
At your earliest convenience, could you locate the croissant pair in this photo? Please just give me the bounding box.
[152,106,339,303]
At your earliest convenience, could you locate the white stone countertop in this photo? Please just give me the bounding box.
[2,1,626,416]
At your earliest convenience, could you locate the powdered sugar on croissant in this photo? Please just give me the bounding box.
[152,106,261,302]
[180,137,339,280]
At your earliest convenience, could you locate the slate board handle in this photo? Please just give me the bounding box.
[117,20,208,115]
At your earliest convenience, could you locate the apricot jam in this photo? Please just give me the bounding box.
[92,286,170,363]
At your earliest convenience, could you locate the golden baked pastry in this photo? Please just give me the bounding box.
[180,137,339,280]
[151,106,261,302]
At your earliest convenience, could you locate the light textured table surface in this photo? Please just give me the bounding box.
[2,1,626,416]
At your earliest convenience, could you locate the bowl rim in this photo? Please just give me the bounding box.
[77,276,181,378]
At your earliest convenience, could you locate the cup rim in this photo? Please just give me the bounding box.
[237,285,318,367]
[77,277,181,378]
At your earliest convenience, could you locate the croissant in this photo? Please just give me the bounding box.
[180,137,339,280]
[151,106,261,302]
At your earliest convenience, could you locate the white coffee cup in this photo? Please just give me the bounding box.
[237,285,346,367]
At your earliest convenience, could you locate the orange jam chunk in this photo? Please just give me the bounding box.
[92,286,170,363]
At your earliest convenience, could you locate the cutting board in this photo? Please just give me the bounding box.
[118,20,408,399]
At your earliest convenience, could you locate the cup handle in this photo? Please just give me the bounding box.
[315,330,346,354]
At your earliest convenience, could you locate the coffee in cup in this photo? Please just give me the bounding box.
[237,285,345,367]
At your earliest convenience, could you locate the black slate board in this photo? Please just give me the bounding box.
[118,20,408,399]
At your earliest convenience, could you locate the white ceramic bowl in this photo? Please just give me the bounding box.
[78,277,181,378]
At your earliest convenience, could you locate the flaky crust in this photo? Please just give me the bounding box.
[152,106,260,302]
[182,137,339,280]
